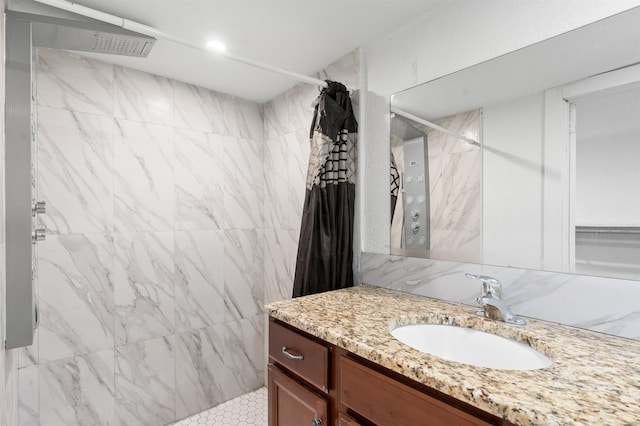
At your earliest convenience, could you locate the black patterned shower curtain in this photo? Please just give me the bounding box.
[292,81,358,298]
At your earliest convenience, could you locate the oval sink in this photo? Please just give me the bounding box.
[390,324,552,371]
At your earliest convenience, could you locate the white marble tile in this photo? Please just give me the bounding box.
[38,234,114,363]
[1,348,19,426]
[360,253,481,304]
[505,270,640,340]
[452,150,482,231]
[115,336,175,426]
[223,136,264,230]
[225,315,265,394]
[174,129,224,230]
[430,229,482,262]
[224,95,263,141]
[361,253,640,341]
[18,365,38,426]
[5,355,19,426]
[428,149,452,227]
[175,230,225,331]
[429,150,481,232]
[39,350,115,426]
[114,119,174,232]
[284,82,317,134]
[286,129,310,229]
[426,109,481,157]
[224,230,264,322]
[36,106,114,235]
[175,326,236,419]
[263,136,289,229]
[36,48,114,116]
[114,66,173,125]
[174,82,225,134]
[114,231,175,346]
[264,229,296,304]
[18,329,38,369]
[263,94,291,142]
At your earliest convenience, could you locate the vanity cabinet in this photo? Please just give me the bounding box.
[268,317,513,426]
[268,319,333,426]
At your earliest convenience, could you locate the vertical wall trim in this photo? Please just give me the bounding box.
[354,47,366,283]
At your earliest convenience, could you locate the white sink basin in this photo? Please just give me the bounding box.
[390,324,552,371]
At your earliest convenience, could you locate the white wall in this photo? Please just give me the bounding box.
[482,93,544,269]
[363,0,640,254]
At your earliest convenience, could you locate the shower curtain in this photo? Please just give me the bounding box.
[292,80,358,298]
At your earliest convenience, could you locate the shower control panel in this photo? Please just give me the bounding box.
[32,201,46,216]
[32,201,46,244]
[403,137,430,250]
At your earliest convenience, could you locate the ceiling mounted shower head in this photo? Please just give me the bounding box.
[8,11,156,57]
[86,32,154,56]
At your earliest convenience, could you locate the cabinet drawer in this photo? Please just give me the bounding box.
[268,364,327,426]
[339,356,492,426]
[338,412,364,426]
[269,320,329,392]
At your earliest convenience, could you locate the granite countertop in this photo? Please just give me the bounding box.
[264,285,640,425]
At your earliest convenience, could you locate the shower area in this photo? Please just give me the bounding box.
[390,109,482,262]
[5,9,360,426]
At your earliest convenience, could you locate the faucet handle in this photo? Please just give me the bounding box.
[465,273,503,299]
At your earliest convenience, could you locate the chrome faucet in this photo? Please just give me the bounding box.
[465,273,526,325]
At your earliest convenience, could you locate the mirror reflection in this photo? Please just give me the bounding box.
[390,109,482,263]
[572,85,640,279]
[390,6,640,280]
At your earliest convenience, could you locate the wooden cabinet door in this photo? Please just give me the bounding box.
[269,364,328,426]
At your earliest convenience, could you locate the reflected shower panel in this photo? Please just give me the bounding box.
[403,136,430,250]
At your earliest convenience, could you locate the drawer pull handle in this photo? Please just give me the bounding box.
[282,346,304,360]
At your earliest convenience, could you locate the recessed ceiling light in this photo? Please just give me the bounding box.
[206,40,227,53]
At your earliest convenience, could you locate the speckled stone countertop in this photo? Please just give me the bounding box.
[264,285,640,425]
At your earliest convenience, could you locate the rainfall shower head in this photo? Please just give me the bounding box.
[7,10,156,57]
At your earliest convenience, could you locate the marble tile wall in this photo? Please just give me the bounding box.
[1,0,21,423]
[425,110,482,258]
[262,50,361,305]
[361,253,640,340]
[18,47,265,426]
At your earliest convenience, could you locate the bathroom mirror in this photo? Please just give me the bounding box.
[390,6,640,281]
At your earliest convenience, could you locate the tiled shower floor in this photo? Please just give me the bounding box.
[171,387,268,426]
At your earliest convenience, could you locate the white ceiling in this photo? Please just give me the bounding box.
[10,0,449,103]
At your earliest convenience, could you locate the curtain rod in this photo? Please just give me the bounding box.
[33,0,337,91]
[391,107,480,146]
